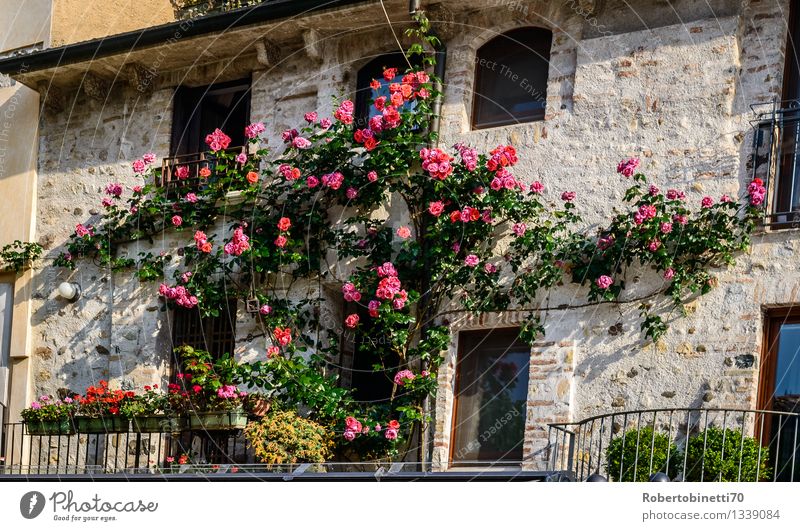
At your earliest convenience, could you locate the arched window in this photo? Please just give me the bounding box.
[354,52,422,129]
[472,27,552,130]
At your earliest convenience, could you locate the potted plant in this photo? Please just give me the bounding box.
[186,383,248,430]
[121,384,186,433]
[175,346,247,430]
[21,394,77,435]
[74,380,132,433]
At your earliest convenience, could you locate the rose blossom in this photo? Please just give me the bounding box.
[244,122,266,139]
[512,223,526,237]
[616,157,640,177]
[596,275,614,289]
[394,369,415,386]
[530,181,544,194]
[345,313,360,328]
[171,215,182,227]
[259,304,272,315]
[561,191,576,202]
[464,254,480,267]
[428,201,444,216]
[701,196,714,208]
[384,428,398,440]
[396,226,411,239]
[277,217,291,231]
[76,223,93,237]
[132,159,146,174]
[663,268,675,280]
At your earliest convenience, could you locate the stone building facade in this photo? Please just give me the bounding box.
[0,0,798,470]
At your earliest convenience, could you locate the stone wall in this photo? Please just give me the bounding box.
[22,0,800,468]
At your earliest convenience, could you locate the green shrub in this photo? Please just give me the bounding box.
[606,426,682,481]
[683,427,770,482]
[244,409,331,465]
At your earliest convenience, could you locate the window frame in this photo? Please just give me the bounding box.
[759,308,800,412]
[470,27,553,130]
[354,52,423,130]
[170,77,252,158]
[170,299,238,374]
[448,327,531,467]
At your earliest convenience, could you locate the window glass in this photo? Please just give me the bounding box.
[472,27,552,129]
[451,328,530,465]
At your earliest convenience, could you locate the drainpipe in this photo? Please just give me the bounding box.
[409,0,447,471]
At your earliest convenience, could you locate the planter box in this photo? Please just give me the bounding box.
[131,415,185,433]
[187,410,247,431]
[26,418,74,436]
[74,416,129,434]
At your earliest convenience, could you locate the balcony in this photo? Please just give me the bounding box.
[751,102,800,227]
[549,407,800,482]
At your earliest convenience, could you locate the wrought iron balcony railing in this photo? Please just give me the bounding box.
[751,101,800,227]
[157,147,245,190]
[549,407,800,482]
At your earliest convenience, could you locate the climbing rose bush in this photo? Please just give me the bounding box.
[54,22,761,461]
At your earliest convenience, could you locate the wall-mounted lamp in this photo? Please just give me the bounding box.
[56,281,81,302]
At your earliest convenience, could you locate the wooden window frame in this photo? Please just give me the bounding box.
[448,327,530,467]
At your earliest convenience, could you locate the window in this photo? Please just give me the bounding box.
[170,78,251,157]
[471,27,552,130]
[171,300,237,367]
[354,52,422,130]
[340,303,399,404]
[450,328,530,466]
[759,309,800,480]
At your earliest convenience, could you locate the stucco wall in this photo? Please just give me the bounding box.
[22,0,799,467]
[50,0,175,47]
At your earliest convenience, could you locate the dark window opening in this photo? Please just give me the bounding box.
[450,328,530,466]
[354,52,423,130]
[341,304,399,404]
[776,2,800,220]
[171,299,238,372]
[471,27,552,130]
[170,78,252,157]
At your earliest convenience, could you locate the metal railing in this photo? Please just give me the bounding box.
[157,147,245,190]
[751,101,800,227]
[548,408,800,482]
[0,421,559,479]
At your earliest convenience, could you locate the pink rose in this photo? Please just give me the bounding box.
[464,254,479,267]
[345,313,360,328]
[596,275,613,290]
[561,191,576,202]
[396,226,411,239]
[171,215,182,227]
[701,196,714,208]
[663,268,675,280]
[384,428,398,440]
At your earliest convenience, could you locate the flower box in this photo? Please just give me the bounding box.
[26,418,74,436]
[187,410,247,431]
[131,415,185,433]
[74,416,129,434]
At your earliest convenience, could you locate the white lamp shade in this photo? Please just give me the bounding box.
[57,282,78,300]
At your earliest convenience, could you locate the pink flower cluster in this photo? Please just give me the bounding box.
[666,189,686,201]
[194,231,212,253]
[334,100,355,124]
[158,283,198,308]
[634,204,657,225]
[205,128,232,152]
[343,417,400,441]
[748,178,766,206]
[393,369,416,386]
[420,148,453,180]
[278,164,302,181]
[75,224,93,237]
[342,282,362,302]
[486,145,518,172]
[374,262,408,310]
[105,183,123,197]
[244,122,265,139]
[224,227,250,256]
[217,385,239,399]
[453,142,478,171]
[321,171,345,190]
[490,168,523,192]
[616,157,639,177]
